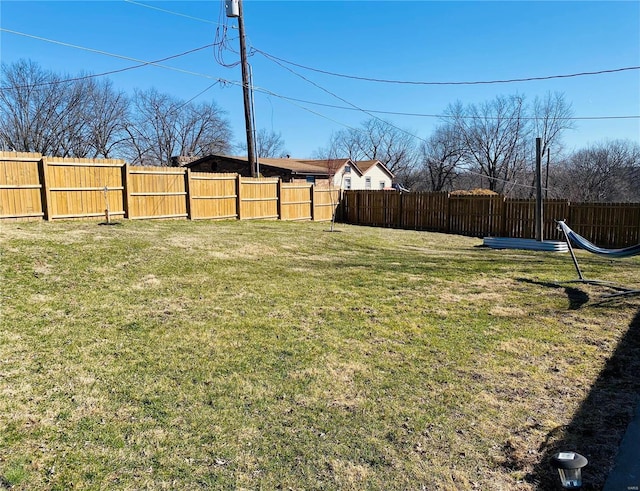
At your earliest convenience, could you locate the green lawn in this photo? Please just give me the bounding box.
[1,219,639,490]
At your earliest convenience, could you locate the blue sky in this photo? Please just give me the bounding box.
[1,0,639,158]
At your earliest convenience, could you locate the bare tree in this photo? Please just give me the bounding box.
[554,139,640,202]
[446,95,529,193]
[0,60,131,158]
[124,88,232,166]
[415,123,464,191]
[85,79,129,158]
[0,60,73,155]
[533,91,575,159]
[532,91,575,195]
[321,118,418,183]
[237,129,287,158]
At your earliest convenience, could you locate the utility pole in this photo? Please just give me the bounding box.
[535,137,544,241]
[226,0,257,177]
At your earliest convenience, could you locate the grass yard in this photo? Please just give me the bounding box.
[1,219,639,490]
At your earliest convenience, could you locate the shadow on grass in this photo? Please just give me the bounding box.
[518,278,590,310]
[524,303,640,490]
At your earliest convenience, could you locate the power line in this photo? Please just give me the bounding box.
[246,87,640,121]
[3,25,636,124]
[123,0,221,25]
[0,28,220,81]
[255,49,640,86]
[260,51,428,143]
[0,43,217,90]
[223,79,361,132]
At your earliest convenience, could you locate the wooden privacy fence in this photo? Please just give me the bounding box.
[0,152,340,223]
[4,153,638,248]
[342,190,640,248]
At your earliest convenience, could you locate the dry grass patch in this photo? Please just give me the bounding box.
[1,219,639,490]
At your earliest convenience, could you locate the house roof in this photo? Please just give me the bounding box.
[184,155,332,176]
[182,154,394,179]
[302,158,394,178]
[356,160,395,178]
[297,158,361,176]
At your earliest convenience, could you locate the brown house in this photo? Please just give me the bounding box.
[176,155,353,187]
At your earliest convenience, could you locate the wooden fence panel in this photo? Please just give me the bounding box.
[127,166,187,220]
[449,195,503,237]
[239,178,279,220]
[504,199,534,239]
[2,153,639,247]
[0,154,43,220]
[312,188,340,222]
[280,183,312,221]
[189,172,237,220]
[408,192,449,231]
[341,191,359,224]
[45,158,125,220]
[383,192,402,228]
[569,202,640,248]
[357,191,388,226]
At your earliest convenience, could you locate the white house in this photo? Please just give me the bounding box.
[345,160,394,190]
[300,159,395,190]
[178,155,395,190]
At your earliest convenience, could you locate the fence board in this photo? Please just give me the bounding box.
[312,188,340,222]
[407,192,449,231]
[449,195,503,237]
[128,166,187,219]
[281,183,312,221]
[189,172,238,220]
[239,178,279,220]
[45,158,125,220]
[0,157,43,220]
[569,202,640,248]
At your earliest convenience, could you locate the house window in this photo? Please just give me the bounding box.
[365,177,371,189]
[344,177,351,189]
[344,165,351,173]
[306,176,316,184]
[379,181,385,190]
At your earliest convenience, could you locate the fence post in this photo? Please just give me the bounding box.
[501,196,507,237]
[353,191,358,225]
[445,193,451,233]
[310,184,316,221]
[277,178,283,220]
[37,158,51,221]
[121,163,131,219]
[184,168,193,220]
[236,174,242,220]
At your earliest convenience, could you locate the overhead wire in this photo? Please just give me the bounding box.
[242,88,640,121]
[257,50,429,144]
[255,48,640,86]
[3,5,636,192]
[123,0,221,25]
[0,41,218,90]
[0,28,221,81]
[4,24,634,121]
[213,0,241,68]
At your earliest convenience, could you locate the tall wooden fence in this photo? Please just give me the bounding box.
[342,190,640,248]
[3,153,639,248]
[0,152,339,223]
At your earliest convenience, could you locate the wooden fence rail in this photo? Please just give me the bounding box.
[0,152,340,224]
[342,190,640,248]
